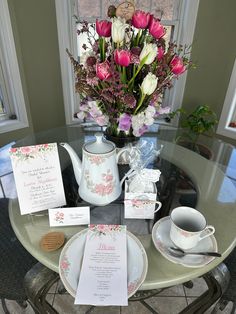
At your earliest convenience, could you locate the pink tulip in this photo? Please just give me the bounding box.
[170,56,186,75]
[131,10,151,29]
[96,61,112,80]
[114,49,131,67]
[149,16,165,39]
[157,46,164,60]
[96,20,112,37]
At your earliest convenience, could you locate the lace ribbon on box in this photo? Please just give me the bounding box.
[121,140,163,192]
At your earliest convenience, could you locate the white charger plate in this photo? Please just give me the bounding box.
[152,216,218,268]
[59,229,148,298]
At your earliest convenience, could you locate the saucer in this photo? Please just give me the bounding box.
[152,216,218,268]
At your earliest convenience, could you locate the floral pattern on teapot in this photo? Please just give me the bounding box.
[87,155,106,166]
[84,169,115,196]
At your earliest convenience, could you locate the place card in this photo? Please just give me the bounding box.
[75,224,128,306]
[48,207,90,226]
[9,143,66,215]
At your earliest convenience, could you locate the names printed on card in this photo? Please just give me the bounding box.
[10,143,66,215]
[49,207,90,226]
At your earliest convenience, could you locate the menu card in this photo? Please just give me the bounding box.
[9,143,66,215]
[75,224,128,306]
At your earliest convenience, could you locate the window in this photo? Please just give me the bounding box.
[56,0,199,125]
[217,58,236,140]
[0,64,7,117]
[0,0,28,133]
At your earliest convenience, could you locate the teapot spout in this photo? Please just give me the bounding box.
[60,143,82,185]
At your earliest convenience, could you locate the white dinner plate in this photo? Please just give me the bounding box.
[152,216,218,268]
[59,229,148,298]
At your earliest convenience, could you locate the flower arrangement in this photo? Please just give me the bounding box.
[68,5,192,138]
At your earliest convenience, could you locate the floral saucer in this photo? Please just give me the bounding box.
[152,216,218,268]
[59,229,148,298]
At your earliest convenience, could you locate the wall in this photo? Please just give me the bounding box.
[0,0,65,147]
[182,0,236,146]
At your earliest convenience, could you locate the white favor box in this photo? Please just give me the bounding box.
[124,180,158,219]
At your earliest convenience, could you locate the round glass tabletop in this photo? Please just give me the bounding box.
[9,124,236,290]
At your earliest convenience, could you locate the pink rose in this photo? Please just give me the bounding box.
[104,184,113,194]
[170,56,186,75]
[132,10,151,29]
[96,61,112,80]
[96,20,112,37]
[61,261,69,270]
[95,184,106,195]
[104,174,113,182]
[114,49,131,67]
[98,225,105,231]
[20,147,32,154]
[149,16,165,39]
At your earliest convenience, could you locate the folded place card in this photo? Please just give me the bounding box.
[9,143,66,215]
[48,207,90,226]
[75,224,128,306]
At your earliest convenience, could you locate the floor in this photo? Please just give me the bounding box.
[0,277,235,314]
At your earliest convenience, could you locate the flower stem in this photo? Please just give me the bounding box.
[102,37,105,61]
[99,37,105,62]
[135,29,142,46]
[134,91,146,114]
[122,66,126,84]
[128,55,149,90]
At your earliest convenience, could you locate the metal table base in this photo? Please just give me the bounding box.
[24,263,230,314]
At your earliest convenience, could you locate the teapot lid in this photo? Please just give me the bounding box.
[84,133,115,154]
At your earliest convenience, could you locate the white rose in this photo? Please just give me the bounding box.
[111,17,128,44]
[140,43,157,65]
[141,73,158,95]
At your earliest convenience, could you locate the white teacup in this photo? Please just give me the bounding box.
[170,206,215,250]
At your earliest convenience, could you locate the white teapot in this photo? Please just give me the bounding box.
[60,133,128,206]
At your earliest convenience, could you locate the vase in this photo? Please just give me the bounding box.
[104,126,138,148]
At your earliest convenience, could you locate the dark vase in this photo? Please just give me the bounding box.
[104,127,139,148]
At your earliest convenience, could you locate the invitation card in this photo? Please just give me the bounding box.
[75,224,128,306]
[9,143,66,215]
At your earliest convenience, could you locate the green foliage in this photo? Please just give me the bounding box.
[169,105,218,151]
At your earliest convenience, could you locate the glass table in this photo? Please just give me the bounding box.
[8,124,236,313]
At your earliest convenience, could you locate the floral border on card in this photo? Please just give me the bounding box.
[9,143,56,164]
[89,224,125,239]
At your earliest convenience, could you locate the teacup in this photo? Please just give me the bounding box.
[170,206,215,250]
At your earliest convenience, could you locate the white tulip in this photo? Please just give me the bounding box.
[140,43,157,65]
[111,17,128,44]
[141,73,158,95]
